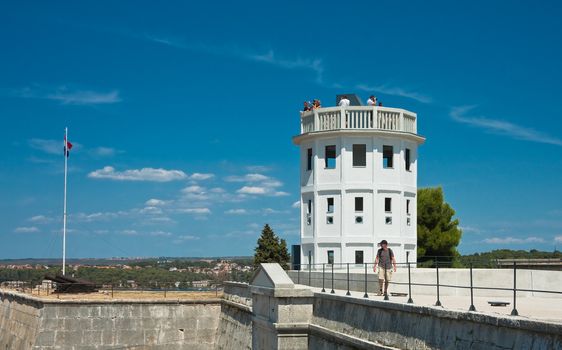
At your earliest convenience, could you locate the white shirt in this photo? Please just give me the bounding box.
[338,98,350,107]
[367,98,377,106]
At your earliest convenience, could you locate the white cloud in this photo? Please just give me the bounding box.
[17,85,121,105]
[188,173,214,180]
[249,50,324,83]
[356,84,431,104]
[292,201,300,209]
[149,231,172,237]
[226,173,270,182]
[139,206,163,215]
[29,215,53,224]
[14,226,39,233]
[210,187,225,193]
[72,211,124,222]
[145,199,167,206]
[173,235,200,243]
[459,226,482,234]
[483,236,545,244]
[272,191,290,197]
[450,106,562,146]
[246,165,272,172]
[88,166,187,182]
[28,139,63,155]
[182,185,205,193]
[555,235,562,244]
[225,209,248,215]
[120,230,138,236]
[178,208,211,214]
[90,147,118,157]
[237,186,267,195]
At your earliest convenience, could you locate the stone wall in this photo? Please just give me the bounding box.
[0,292,42,349]
[0,290,221,350]
[215,282,252,350]
[310,293,562,350]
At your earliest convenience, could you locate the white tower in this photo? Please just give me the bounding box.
[293,98,425,267]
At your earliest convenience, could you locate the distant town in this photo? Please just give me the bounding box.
[0,257,254,290]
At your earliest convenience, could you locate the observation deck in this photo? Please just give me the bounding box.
[298,106,420,137]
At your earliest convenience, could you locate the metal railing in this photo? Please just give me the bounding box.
[291,260,562,317]
[0,281,224,299]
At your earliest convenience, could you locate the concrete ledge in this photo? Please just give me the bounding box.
[309,324,395,350]
[315,292,562,336]
[251,285,314,297]
[222,299,252,313]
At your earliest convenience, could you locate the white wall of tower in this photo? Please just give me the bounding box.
[298,134,420,267]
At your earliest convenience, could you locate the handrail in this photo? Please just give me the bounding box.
[300,106,417,135]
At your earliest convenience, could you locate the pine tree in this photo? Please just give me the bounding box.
[417,187,463,262]
[254,224,290,270]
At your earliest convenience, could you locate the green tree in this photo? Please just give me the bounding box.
[417,187,462,262]
[254,224,290,270]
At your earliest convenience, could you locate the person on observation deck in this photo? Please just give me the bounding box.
[312,99,322,109]
[302,101,312,112]
[338,95,350,107]
[367,95,377,106]
[374,239,396,296]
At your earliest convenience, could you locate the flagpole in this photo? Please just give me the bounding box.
[62,127,68,276]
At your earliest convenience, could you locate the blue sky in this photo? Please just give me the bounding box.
[1,1,562,258]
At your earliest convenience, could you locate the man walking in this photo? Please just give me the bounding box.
[374,240,396,296]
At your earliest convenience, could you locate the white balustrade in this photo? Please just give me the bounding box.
[300,107,417,134]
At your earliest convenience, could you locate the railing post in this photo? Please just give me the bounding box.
[363,263,369,298]
[407,262,413,304]
[297,266,300,284]
[330,263,335,294]
[313,110,319,131]
[469,263,476,311]
[346,263,351,296]
[435,263,442,306]
[511,262,519,316]
[308,261,312,287]
[399,111,404,131]
[321,263,326,292]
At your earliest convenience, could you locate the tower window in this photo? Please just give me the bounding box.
[325,145,336,168]
[306,199,312,225]
[307,148,313,171]
[385,216,392,225]
[405,148,411,171]
[352,144,366,167]
[355,197,363,212]
[355,250,364,264]
[327,198,334,213]
[327,250,334,264]
[383,145,393,168]
[406,199,411,215]
[385,197,392,212]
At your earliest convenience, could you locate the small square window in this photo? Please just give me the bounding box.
[327,216,334,224]
[355,197,363,212]
[327,250,334,264]
[385,198,392,212]
[407,217,411,226]
[352,144,366,167]
[383,145,393,168]
[325,145,336,168]
[355,250,364,264]
[327,198,334,213]
[405,148,411,171]
[355,216,363,224]
[307,148,313,171]
[307,200,312,214]
[385,216,392,225]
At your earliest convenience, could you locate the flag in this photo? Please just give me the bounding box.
[64,136,73,157]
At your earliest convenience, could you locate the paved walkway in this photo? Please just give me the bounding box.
[304,286,562,324]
